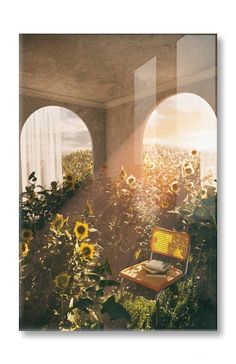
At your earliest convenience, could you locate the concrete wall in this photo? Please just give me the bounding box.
[106,89,177,178]
[20,75,216,181]
[106,76,216,179]
[177,77,217,115]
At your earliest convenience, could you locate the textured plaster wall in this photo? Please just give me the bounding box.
[177,77,216,114]
[20,75,216,182]
[106,89,176,178]
[106,77,216,179]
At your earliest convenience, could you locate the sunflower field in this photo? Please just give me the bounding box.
[62,149,93,185]
[19,144,217,330]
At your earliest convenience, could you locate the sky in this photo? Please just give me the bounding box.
[59,108,92,154]
[143,93,217,152]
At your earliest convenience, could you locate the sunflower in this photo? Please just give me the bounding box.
[50,214,68,231]
[20,229,33,242]
[67,181,75,189]
[171,181,179,193]
[162,185,169,193]
[184,164,194,176]
[200,188,208,199]
[161,201,169,210]
[55,273,70,289]
[207,187,215,198]
[79,242,95,260]
[127,175,136,186]
[64,174,75,189]
[21,242,29,257]
[148,162,155,170]
[183,161,191,168]
[74,221,89,240]
[65,173,74,182]
[186,182,194,190]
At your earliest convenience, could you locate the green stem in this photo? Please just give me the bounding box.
[61,294,64,326]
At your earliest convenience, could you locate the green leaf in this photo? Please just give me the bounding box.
[188,223,199,236]
[90,322,104,330]
[85,285,96,292]
[95,288,104,297]
[104,258,112,275]
[101,296,130,321]
[74,298,94,312]
[87,273,101,281]
[94,265,105,275]
[194,207,211,221]
[28,171,35,180]
[201,196,216,207]
[99,278,120,288]
[179,209,191,216]
[51,181,57,189]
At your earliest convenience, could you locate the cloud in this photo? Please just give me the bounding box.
[62,130,92,153]
[57,107,92,154]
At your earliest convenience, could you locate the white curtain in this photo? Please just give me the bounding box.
[21,106,63,191]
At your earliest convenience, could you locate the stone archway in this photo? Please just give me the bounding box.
[19,94,107,175]
[20,105,94,191]
[142,92,217,184]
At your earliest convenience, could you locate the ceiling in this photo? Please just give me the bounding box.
[20,34,183,103]
[19,34,216,107]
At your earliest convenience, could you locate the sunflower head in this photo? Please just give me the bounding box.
[50,214,68,231]
[65,174,74,182]
[20,229,33,242]
[207,187,216,198]
[55,273,70,289]
[79,242,95,260]
[200,188,208,199]
[21,242,29,257]
[161,201,169,210]
[183,161,191,168]
[171,181,179,193]
[64,174,76,189]
[67,181,75,189]
[162,185,169,193]
[186,182,194,190]
[148,162,155,170]
[184,163,194,176]
[127,175,136,186]
[74,221,89,240]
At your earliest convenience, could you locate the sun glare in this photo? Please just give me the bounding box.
[144,93,217,152]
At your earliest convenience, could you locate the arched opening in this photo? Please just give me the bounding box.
[143,93,217,181]
[20,106,93,191]
[143,93,217,208]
